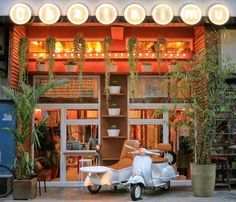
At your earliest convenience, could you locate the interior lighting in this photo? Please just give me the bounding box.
[39,3,60,25]
[152,4,174,25]
[89,53,92,57]
[183,53,186,57]
[70,53,74,57]
[67,3,89,25]
[208,4,230,25]
[121,53,124,56]
[95,3,117,24]
[33,54,37,57]
[124,4,146,25]
[180,4,202,25]
[10,3,32,25]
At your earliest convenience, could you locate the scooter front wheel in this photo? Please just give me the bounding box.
[87,185,102,194]
[130,184,143,201]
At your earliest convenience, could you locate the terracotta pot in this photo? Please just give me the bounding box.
[190,163,216,197]
[108,108,120,116]
[109,86,121,94]
[107,129,120,137]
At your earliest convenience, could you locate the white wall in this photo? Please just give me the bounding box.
[221,30,236,68]
[0,0,236,16]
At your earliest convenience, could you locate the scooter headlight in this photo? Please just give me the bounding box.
[139,148,145,155]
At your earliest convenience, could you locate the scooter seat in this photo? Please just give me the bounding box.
[109,158,133,170]
[152,156,168,163]
[156,143,172,152]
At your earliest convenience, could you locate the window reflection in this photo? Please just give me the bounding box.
[66,125,98,150]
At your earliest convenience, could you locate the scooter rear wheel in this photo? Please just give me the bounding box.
[87,185,102,194]
[130,184,143,201]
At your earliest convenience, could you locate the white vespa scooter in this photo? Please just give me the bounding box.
[127,145,178,201]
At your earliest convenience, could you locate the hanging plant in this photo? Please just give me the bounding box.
[103,36,112,108]
[18,37,29,84]
[128,37,139,99]
[46,36,56,81]
[155,37,167,73]
[73,33,86,99]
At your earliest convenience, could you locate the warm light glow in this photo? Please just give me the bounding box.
[55,42,64,52]
[67,3,89,25]
[124,4,146,25]
[208,4,230,25]
[152,4,174,25]
[95,3,117,24]
[39,3,60,25]
[180,4,202,25]
[10,3,32,25]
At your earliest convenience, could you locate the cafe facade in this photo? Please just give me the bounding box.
[0,0,236,187]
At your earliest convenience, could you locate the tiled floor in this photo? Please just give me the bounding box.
[2,185,236,202]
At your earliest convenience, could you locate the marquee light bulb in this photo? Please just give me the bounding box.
[67,3,89,25]
[180,4,202,25]
[39,3,60,25]
[152,4,174,25]
[208,4,230,25]
[95,3,117,25]
[10,3,32,25]
[124,4,146,25]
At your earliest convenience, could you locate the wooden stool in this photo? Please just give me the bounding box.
[211,156,231,191]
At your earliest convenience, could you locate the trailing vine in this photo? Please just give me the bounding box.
[128,37,139,99]
[155,37,167,73]
[46,36,56,81]
[103,36,112,108]
[73,33,85,99]
[18,37,29,84]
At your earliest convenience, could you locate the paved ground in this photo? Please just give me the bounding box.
[2,185,236,202]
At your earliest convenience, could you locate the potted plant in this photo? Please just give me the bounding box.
[103,36,112,108]
[128,37,139,99]
[36,57,47,71]
[141,61,153,72]
[109,80,121,94]
[108,103,120,116]
[167,47,235,197]
[64,58,78,72]
[1,79,67,199]
[46,36,56,81]
[107,125,120,137]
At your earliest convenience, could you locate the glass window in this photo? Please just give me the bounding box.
[67,109,98,120]
[35,77,99,103]
[129,109,163,119]
[66,125,98,150]
[130,124,163,149]
[129,77,168,103]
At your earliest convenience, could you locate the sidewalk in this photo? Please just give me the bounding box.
[2,186,236,202]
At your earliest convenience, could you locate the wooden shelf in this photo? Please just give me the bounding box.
[102,115,125,118]
[102,136,126,139]
[102,157,120,161]
[102,93,125,96]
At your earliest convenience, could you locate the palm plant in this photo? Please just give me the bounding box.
[1,79,67,178]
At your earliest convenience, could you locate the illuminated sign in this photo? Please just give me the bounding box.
[152,4,174,25]
[208,4,230,25]
[124,4,146,25]
[10,3,32,25]
[180,4,202,25]
[39,3,60,25]
[67,3,89,25]
[9,3,231,26]
[95,3,117,25]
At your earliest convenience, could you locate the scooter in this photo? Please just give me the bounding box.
[127,147,178,201]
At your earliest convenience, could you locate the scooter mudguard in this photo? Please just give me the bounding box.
[128,175,146,187]
[84,172,112,186]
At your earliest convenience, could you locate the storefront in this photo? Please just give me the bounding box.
[1,0,236,186]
